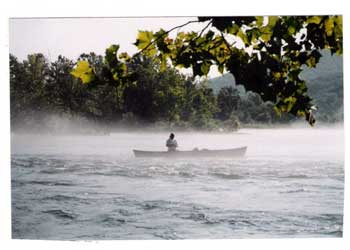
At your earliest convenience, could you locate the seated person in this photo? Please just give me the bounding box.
[166,133,178,151]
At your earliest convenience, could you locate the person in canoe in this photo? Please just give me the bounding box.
[166,133,178,152]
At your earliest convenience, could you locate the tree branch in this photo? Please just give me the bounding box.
[198,20,213,38]
[136,20,201,55]
[220,31,233,54]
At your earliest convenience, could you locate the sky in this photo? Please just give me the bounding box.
[9,17,224,77]
[9,17,203,60]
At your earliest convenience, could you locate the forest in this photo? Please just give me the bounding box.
[10,16,343,133]
[10,49,342,134]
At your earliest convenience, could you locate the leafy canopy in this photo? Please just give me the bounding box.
[133,16,342,125]
[71,16,342,126]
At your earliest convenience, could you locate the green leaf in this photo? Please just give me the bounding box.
[70,61,95,84]
[212,17,235,31]
[255,16,264,27]
[118,52,131,62]
[205,30,215,40]
[192,60,211,77]
[307,16,322,25]
[218,64,224,74]
[246,28,261,43]
[335,15,342,26]
[260,26,273,42]
[105,44,120,66]
[113,72,119,81]
[228,24,239,34]
[200,61,211,75]
[156,37,171,54]
[288,26,296,35]
[118,63,127,76]
[334,16,343,38]
[159,54,168,71]
[106,44,119,54]
[272,71,282,80]
[274,106,282,117]
[267,16,279,27]
[154,29,167,38]
[146,46,157,57]
[134,30,154,50]
[336,47,343,55]
[237,29,249,46]
[284,96,297,112]
[306,56,316,67]
[297,110,306,116]
[325,17,335,36]
[177,32,186,40]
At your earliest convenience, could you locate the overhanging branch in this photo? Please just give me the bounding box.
[136,20,201,55]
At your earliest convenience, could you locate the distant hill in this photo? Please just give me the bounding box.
[207,51,343,122]
[207,73,236,94]
[207,73,248,96]
[301,51,343,122]
[301,50,343,81]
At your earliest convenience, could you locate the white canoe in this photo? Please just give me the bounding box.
[133,146,247,158]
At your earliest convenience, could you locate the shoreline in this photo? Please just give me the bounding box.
[10,122,344,136]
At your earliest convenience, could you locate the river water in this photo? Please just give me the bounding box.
[11,128,344,240]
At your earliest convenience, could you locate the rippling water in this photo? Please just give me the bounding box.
[11,128,344,239]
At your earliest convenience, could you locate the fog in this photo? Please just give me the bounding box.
[11,126,344,162]
[12,111,344,134]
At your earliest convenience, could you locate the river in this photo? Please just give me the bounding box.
[11,127,344,239]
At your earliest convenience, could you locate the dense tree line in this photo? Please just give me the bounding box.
[10,52,299,134]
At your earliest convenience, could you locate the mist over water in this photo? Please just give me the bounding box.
[11,127,344,239]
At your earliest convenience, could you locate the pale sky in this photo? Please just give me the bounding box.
[9,17,203,60]
[10,17,226,77]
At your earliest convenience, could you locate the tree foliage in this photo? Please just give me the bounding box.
[12,15,343,132]
[217,86,240,121]
[70,16,342,126]
[130,15,343,126]
[10,53,220,132]
[11,52,304,133]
